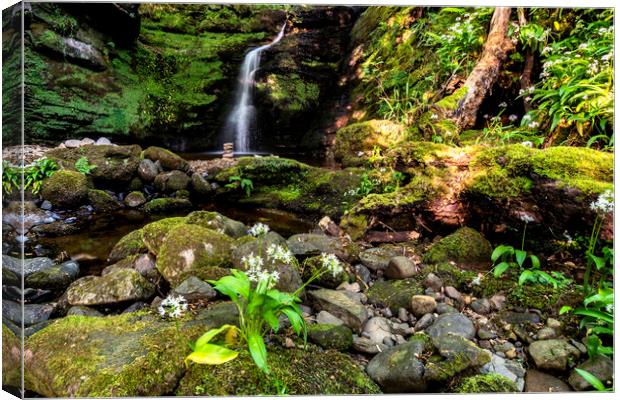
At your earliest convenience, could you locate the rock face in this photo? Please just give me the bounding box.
[366,341,427,392]
[66,268,155,306]
[156,224,233,286]
[528,340,581,371]
[309,289,368,332]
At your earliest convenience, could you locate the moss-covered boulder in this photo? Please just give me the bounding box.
[156,224,234,286]
[424,228,492,269]
[334,120,407,167]
[142,217,188,255]
[366,340,427,392]
[143,197,192,214]
[2,324,20,388]
[142,146,189,171]
[154,170,191,192]
[176,345,380,395]
[454,373,518,393]
[87,189,123,212]
[40,170,89,209]
[65,268,155,306]
[124,191,146,207]
[45,145,141,186]
[108,228,148,263]
[308,323,353,351]
[424,334,492,382]
[366,279,424,313]
[186,211,247,238]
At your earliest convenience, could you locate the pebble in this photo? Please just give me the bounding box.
[381,307,393,318]
[536,327,557,340]
[546,318,562,330]
[337,281,360,293]
[413,313,434,331]
[398,307,409,322]
[354,264,371,284]
[64,217,77,224]
[316,310,345,326]
[384,256,417,279]
[444,286,462,302]
[470,298,492,315]
[435,303,458,314]
[40,200,52,210]
[423,272,443,291]
[489,294,507,310]
[95,137,112,145]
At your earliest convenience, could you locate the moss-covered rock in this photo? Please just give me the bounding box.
[153,170,191,192]
[108,228,148,263]
[186,211,247,238]
[418,263,477,291]
[66,268,155,306]
[143,197,192,214]
[156,224,234,286]
[142,217,188,255]
[124,191,146,207]
[40,170,89,209]
[424,227,492,269]
[142,146,189,171]
[334,120,407,167]
[307,323,353,351]
[366,279,424,313]
[425,334,492,382]
[301,255,349,289]
[2,324,20,388]
[454,373,518,393]
[87,189,122,212]
[176,345,380,395]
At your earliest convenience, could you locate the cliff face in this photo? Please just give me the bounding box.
[4,3,357,152]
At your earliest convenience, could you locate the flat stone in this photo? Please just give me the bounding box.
[427,313,476,340]
[444,286,462,302]
[286,234,344,258]
[410,295,437,317]
[470,298,492,314]
[499,310,541,325]
[528,339,581,370]
[2,255,55,282]
[352,335,388,354]
[316,310,345,326]
[536,327,557,340]
[2,300,56,326]
[309,289,368,332]
[385,256,416,279]
[172,276,217,302]
[66,268,155,306]
[525,370,571,392]
[414,313,435,331]
[423,272,443,291]
[362,317,392,344]
[359,246,404,271]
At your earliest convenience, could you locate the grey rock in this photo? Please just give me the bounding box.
[489,294,507,310]
[414,313,435,331]
[133,253,159,283]
[366,341,427,392]
[427,313,476,340]
[362,317,392,344]
[385,256,416,279]
[316,310,345,326]
[470,298,492,314]
[436,303,458,314]
[398,307,409,322]
[337,281,360,293]
[444,286,462,302]
[66,268,155,306]
[410,295,437,317]
[191,173,212,195]
[2,255,55,282]
[528,339,581,370]
[67,305,104,317]
[286,234,345,258]
[123,301,149,313]
[480,353,525,391]
[309,289,368,332]
[568,355,613,391]
[536,327,557,340]
[137,159,159,182]
[154,170,190,192]
[352,335,388,354]
[354,264,371,283]
[124,192,146,208]
[25,260,80,290]
[359,246,403,271]
[80,138,95,146]
[423,272,443,291]
[64,139,81,148]
[40,200,53,210]
[425,334,491,382]
[478,327,497,340]
[2,300,56,326]
[525,370,571,392]
[95,137,112,145]
[499,310,541,325]
[172,276,217,302]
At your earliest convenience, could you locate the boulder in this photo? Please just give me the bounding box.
[2,255,55,284]
[186,211,247,238]
[88,189,123,212]
[156,224,233,286]
[423,228,492,268]
[66,269,155,306]
[425,334,492,382]
[2,324,21,387]
[2,300,56,327]
[568,355,613,391]
[287,233,345,258]
[410,295,437,317]
[359,245,405,271]
[40,170,89,209]
[367,279,423,313]
[25,260,80,290]
[191,173,212,195]
[385,256,417,279]
[141,217,187,255]
[154,170,191,192]
[137,158,159,182]
[528,340,581,371]
[525,370,571,392]
[124,191,146,207]
[426,313,476,340]
[309,289,368,332]
[308,323,353,351]
[142,146,189,171]
[366,341,427,392]
[143,198,192,214]
[172,276,217,302]
[108,228,147,263]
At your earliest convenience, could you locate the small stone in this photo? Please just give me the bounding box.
[436,303,458,314]
[67,305,103,317]
[316,310,345,326]
[479,340,492,350]
[382,336,395,347]
[546,318,562,330]
[40,200,52,210]
[352,335,388,354]
[423,272,443,291]
[536,327,557,340]
[410,295,437,317]
[124,191,146,208]
[489,294,507,310]
[384,256,416,279]
[95,137,112,145]
[478,327,497,340]
[444,286,462,302]
[414,313,435,331]
[80,138,95,146]
[354,264,371,284]
[470,298,492,315]
[398,307,408,322]
[337,281,360,293]
[525,370,571,392]
[426,312,476,340]
[505,348,517,359]
[381,307,393,318]
[64,139,81,148]
[362,317,392,344]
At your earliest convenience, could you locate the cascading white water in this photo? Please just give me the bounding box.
[223,22,287,153]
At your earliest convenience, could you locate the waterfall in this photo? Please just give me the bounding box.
[223,22,287,153]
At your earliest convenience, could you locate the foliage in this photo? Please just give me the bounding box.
[2,158,59,194]
[2,161,20,194]
[74,156,97,175]
[186,324,240,366]
[226,174,254,197]
[574,368,611,391]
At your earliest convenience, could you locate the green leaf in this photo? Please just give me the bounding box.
[185,344,239,367]
[518,270,533,286]
[515,250,527,268]
[529,255,540,269]
[573,309,614,324]
[493,262,510,277]
[282,306,306,338]
[262,309,280,332]
[559,305,572,314]
[194,325,238,351]
[574,368,607,391]
[247,333,269,373]
[491,245,513,262]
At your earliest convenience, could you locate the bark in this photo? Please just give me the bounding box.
[364,230,421,244]
[452,7,515,130]
[518,8,535,113]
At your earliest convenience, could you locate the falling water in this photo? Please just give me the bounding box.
[223,22,287,153]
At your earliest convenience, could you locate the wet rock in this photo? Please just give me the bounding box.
[286,233,344,258]
[366,341,427,392]
[154,170,191,192]
[425,334,491,382]
[2,300,56,326]
[385,256,416,279]
[2,286,54,303]
[316,310,345,326]
[2,255,55,285]
[40,200,52,210]
[427,313,476,340]
[362,317,392,345]
[470,298,492,315]
[186,211,247,238]
[309,289,368,332]
[40,170,89,209]
[67,305,104,317]
[143,198,192,214]
[367,278,423,313]
[138,159,159,182]
[172,276,217,302]
[423,227,492,268]
[156,224,233,286]
[25,260,80,290]
[87,189,123,212]
[308,323,353,351]
[3,201,54,235]
[423,272,443,291]
[525,370,571,392]
[568,355,613,391]
[191,173,212,195]
[414,313,435,331]
[124,191,146,207]
[142,146,189,171]
[108,228,148,262]
[410,295,437,317]
[66,268,155,306]
[359,245,404,271]
[528,339,581,370]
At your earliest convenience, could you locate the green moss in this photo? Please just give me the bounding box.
[339,213,369,242]
[142,216,188,255]
[108,228,147,262]
[257,73,320,112]
[367,279,424,313]
[143,198,192,214]
[308,324,354,351]
[176,345,380,395]
[418,263,477,290]
[469,168,533,199]
[408,332,434,353]
[454,373,518,393]
[87,189,122,212]
[2,324,20,388]
[40,170,89,208]
[334,120,407,167]
[423,227,492,268]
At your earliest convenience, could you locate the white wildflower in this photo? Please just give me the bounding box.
[357,151,365,157]
[527,121,539,129]
[519,89,525,95]
[498,102,507,108]
[578,43,588,50]
[455,17,461,22]
[519,213,535,223]
[541,46,552,55]
[509,114,518,122]
[521,141,533,148]
[267,244,294,264]
[158,295,188,319]
[320,253,344,278]
[598,27,607,34]
[471,275,482,286]
[248,222,270,237]
[431,113,438,120]
[527,86,535,93]
[590,190,614,215]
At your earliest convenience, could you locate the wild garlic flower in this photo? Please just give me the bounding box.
[159,295,188,319]
[590,190,614,215]
[246,261,280,289]
[498,102,507,108]
[266,244,294,264]
[521,141,533,148]
[509,114,518,122]
[320,253,344,278]
[519,213,535,223]
[242,253,264,270]
[249,222,270,237]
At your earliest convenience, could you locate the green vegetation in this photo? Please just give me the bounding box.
[75,156,97,175]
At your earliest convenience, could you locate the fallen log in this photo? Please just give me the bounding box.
[364,230,421,244]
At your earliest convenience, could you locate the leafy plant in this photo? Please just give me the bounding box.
[2,161,20,194]
[574,368,611,391]
[355,172,376,196]
[3,158,59,194]
[226,174,254,197]
[186,324,240,367]
[583,190,614,293]
[74,156,97,175]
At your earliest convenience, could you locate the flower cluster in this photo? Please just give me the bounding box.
[320,253,344,278]
[241,253,264,270]
[241,253,280,289]
[158,295,188,319]
[266,244,294,264]
[590,190,614,215]
[248,222,270,237]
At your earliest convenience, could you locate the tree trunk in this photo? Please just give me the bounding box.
[518,8,534,113]
[452,7,515,130]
